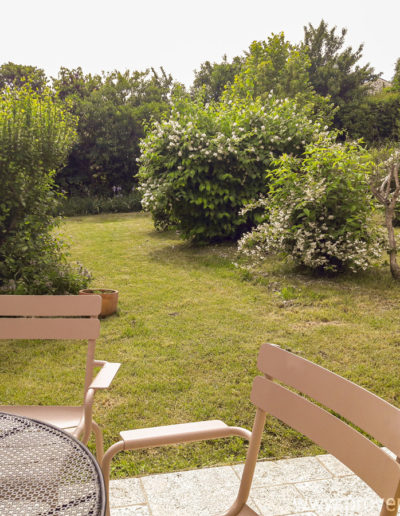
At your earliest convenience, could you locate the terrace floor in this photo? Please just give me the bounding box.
[109,453,382,515]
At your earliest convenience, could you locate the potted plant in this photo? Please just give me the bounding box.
[79,288,119,317]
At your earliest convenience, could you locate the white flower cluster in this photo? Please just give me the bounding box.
[239,205,383,272]
[239,195,269,216]
[138,178,159,211]
[238,139,385,273]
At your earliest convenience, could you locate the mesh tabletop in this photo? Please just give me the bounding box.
[0,412,105,516]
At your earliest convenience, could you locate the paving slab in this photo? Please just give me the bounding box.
[112,507,150,515]
[250,483,311,515]
[295,475,382,516]
[109,477,147,508]
[141,465,261,516]
[108,454,384,515]
[286,513,318,516]
[315,454,353,478]
[233,456,332,487]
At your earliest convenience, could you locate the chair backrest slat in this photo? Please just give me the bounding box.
[0,295,103,423]
[250,375,400,500]
[0,318,100,340]
[257,343,400,457]
[0,295,101,317]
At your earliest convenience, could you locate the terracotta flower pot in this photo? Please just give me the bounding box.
[79,288,119,317]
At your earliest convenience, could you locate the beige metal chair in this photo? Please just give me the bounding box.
[0,295,120,463]
[102,343,400,515]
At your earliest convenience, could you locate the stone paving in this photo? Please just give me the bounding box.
[109,454,382,515]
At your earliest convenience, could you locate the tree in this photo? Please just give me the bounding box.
[370,149,400,280]
[224,33,333,125]
[191,55,243,102]
[393,58,400,91]
[0,62,48,93]
[341,58,400,144]
[54,68,175,196]
[51,66,101,102]
[191,33,326,109]
[229,33,315,101]
[302,20,377,131]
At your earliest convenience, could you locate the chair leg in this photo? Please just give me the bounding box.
[221,408,267,516]
[101,441,125,516]
[92,420,104,465]
[380,499,399,515]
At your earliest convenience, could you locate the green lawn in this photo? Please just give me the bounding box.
[2,211,400,479]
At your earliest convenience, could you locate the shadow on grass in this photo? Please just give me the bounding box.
[148,230,399,301]
[148,237,238,273]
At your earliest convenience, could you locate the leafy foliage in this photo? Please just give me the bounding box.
[138,90,323,242]
[51,66,102,101]
[191,33,333,124]
[0,62,48,93]
[393,58,400,91]
[344,89,400,143]
[192,55,244,103]
[53,68,174,196]
[239,137,383,272]
[224,33,334,125]
[230,33,314,101]
[302,20,377,132]
[0,86,90,294]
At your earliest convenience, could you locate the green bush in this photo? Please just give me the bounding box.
[0,86,90,294]
[238,137,383,273]
[57,191,142,216]
[53,68,174,196]
[344,89,400,143]
[138,92,324,243]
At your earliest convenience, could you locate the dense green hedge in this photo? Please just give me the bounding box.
[57,191,142,217]
[344,89,400,144]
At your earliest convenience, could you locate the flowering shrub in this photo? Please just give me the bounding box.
[138,92,324,242]
[238,138,384,272]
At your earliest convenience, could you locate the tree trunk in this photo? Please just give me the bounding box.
[371,156,400,280]
[385,204,400,279]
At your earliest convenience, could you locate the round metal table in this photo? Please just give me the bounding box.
[0,412,105,515]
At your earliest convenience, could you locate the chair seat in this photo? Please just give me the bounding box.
[0,405,84,432]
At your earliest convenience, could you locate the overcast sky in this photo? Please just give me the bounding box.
[1,0,399,85]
